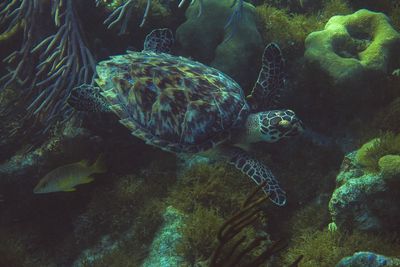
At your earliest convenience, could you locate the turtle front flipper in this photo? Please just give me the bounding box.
[247,43,285,111]
[143,28,174,53]
[67,84,111,113]
[223,146,286,206]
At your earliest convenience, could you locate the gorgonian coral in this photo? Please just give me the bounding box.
[0,0,96,131]
[98,0,244,35]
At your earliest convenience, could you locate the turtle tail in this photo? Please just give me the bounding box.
[67,84,110,113]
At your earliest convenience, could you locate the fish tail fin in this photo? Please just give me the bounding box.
[91,154,107,174]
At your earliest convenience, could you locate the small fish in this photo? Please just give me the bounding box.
[33,155,107,194]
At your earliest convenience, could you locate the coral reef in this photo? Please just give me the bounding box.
[329,139,400,232]
[176,0,263,88]
[278,201,400,267]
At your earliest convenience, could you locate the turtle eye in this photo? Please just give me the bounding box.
[278,119,290,128]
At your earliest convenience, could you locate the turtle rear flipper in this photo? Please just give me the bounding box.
[67,84,110,113]
[247,43,285,111]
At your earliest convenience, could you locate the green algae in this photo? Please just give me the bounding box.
[166,163,250,214]
[176,206,224,263]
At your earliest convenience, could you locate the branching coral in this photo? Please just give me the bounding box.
[31,0,96,126]
[100,0,245,35]
[0,0,96,132]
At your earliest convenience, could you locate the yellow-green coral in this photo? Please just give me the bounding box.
[356,133,400,172]
[378,155,400,179]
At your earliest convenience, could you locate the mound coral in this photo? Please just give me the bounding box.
[305,9,400,86]
[176,0,263,88]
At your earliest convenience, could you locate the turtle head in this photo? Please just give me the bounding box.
[245,110,304,143]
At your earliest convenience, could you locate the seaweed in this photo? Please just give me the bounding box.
[176,206,225,264]
[166,163,250,214]
[255,0,351,54]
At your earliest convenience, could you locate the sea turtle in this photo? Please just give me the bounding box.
[68,28,303,206]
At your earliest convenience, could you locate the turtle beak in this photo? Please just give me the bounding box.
[282,118,304,137]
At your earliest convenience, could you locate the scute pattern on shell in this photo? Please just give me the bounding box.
[96,51,250,153]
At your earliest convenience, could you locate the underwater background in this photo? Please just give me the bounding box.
[0,0,400,266]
